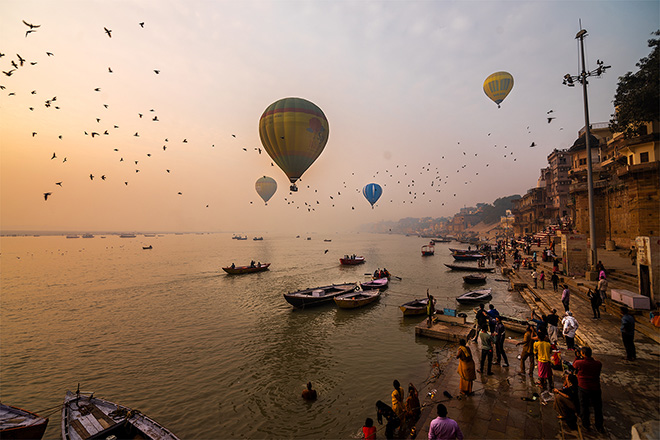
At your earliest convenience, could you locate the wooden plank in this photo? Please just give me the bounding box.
[78,413,104,437]
[88,404,114,429]
[70,419,90,439]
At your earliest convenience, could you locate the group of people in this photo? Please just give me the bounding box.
[370,380,421,439]
[373,268,391,279]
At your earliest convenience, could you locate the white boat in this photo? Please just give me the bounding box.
[62,390,179,440]
[456,289,492,304]
[0,403,48,439]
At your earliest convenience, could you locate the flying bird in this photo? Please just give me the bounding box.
[90,174,94,180]
[51,152,56,160]
[3,69,15,76]
[547,117,556,124]
[25,29,37,37]
[529,142,537,148]
[43,192,51,201]
[16,54,25,66]
[154,70,160,74]
[56,182,62,186]
[46,52,53,56]
[22,20,40,29]
[103,27,112,38]
[108,67,113,73]
[139,22,145,28]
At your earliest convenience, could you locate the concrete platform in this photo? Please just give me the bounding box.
[415,314,474,342]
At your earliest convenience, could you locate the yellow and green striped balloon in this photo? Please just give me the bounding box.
[483,71,514,108]
[258,97,329,191]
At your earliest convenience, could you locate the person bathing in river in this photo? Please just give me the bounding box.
[301,382,317,400]
[376,400,400,440]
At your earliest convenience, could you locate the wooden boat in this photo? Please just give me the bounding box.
[62,390,179,440]
[0,403,48,440]
[323,239,332,242]
[334,289,381,309]
[421,244,435,256]
[339,255,365,265]
[252,237,263,241]
[463,274,487,284]
[283,283,357,308]
[444,263,494,272]
[222,263,270,274]
[449,248,471,254]
[399,298,429,316]
[431,238,451,243]
[143,245,153,250]
[456,289,492,304]
[452,253,485,261]
[360,278,389,290]
[500,314,530,333]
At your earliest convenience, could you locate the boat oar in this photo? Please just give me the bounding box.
[393,275,402,280]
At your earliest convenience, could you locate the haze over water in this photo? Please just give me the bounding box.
[1,233,529,438]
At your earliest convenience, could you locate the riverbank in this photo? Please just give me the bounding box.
[411,245,660,439]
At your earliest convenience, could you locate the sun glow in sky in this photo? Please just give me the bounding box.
[1,0,658,234]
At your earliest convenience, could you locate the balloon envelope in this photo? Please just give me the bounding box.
[483,71,514,108]
[258,97,329,191]
[363,183,383,208]
[255,176,277,204]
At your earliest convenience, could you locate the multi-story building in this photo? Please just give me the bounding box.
[511,186,547,236]
[546,149,572,224]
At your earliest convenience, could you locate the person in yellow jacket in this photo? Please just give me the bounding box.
[391,379,405,420]
[533,333,554,391]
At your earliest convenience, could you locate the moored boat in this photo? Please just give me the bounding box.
[334,289,381,309]
[399,298,429,316]
[360,278,389,290]
[452,253,485,261]
[456,289,492,304]
[500,314,530,333]
[463,274,487,284]
[339,255,365,265]
[61,390,179,440]
[0,403,48,440]
[222,263,270,274]
[253,237,263,241]
[284,283,357,309]
[444,263,494,272]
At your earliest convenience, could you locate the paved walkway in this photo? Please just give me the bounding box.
[410,245,660,440]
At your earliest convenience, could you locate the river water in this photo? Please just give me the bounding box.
[0,233,529,439]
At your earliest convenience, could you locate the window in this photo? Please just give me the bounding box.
[579,158,587,166]
[640,152,649,163]
[629,155,634,165]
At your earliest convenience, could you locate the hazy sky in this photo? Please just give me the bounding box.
[1,0,658,234]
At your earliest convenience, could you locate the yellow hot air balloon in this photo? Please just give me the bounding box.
[255,176,277,204]
[258,97,329,192]
[483,71,514,108]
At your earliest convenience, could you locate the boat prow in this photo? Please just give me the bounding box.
[0,403,49,440]
[62,390,180,440]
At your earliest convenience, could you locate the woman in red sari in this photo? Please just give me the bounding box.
[457,338,477,396]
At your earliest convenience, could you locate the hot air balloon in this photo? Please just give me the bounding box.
[255,176,277,204]
[363,183,382,208]
[483,71,514,108]
[258,97,329,192]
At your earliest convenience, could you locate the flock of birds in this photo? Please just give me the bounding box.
[2,18,567,215]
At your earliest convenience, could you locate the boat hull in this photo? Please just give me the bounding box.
[61,390,179,440]
[463,274,487,284]
[456,289,492,304]
[339,257,365,265]
[284,283,358,308]
[222,263,270,274]
[399,298,428,316]
[452,254,485,261]
[360,278,389,290]
[0,404,48,440]
[444,264,494,272]
[334,290,380,309]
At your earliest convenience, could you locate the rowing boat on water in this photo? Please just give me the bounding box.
[61,390,179,440]
[452,253,485,261]
[360,278,389,290]
[222,263,270,274]
[456,289,492,304]
[283,283,358,308]
[0,403,48,440]
[463,274,487,284]
[399,298,429,316]
[339,256,365,265]
[333,289,381,309]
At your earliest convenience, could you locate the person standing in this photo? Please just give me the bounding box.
[546,309,560,345]
[473,304,489,341]
[562,311,578,351]
[597,274,608,309]
[620,306,636,361]
[405,383,421,425]
[572,346,604,433]
[456,339,476,396]
[477,327,494,375]
[533,333,554,391]
[561,285,571,311]
[531,269,538,288]
[517,324,536,376]
[493,316,509,367]
[551,272,559,292]
[391,380,405,420]
[587,289,602,319]
[428,404,463,440]
[539,270,545,289]
[486,304,500,332]
[426,289,435,328]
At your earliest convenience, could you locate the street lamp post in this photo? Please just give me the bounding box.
[562,28,610,279]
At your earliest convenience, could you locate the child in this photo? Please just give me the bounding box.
[363,417,376,440]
